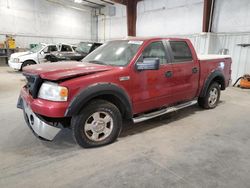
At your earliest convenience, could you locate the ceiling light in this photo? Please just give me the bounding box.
[74,0,83,3]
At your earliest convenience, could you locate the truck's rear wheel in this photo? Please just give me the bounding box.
[71,99,122,148]
[198,82,221,109]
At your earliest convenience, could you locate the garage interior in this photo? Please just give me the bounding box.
[0,0,250,187]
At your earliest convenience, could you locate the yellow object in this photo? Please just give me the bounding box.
[6,38,15,49]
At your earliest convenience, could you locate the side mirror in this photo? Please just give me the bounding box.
[40,51,45,55]
[136,58,160,71]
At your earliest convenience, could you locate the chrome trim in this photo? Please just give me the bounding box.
[133,100,197,123]
[23,99,61,141]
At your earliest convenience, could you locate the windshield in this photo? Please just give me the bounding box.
[76,42,93,53]
[30,44,45,53]
[83,40,143,66]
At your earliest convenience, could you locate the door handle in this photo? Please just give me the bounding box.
[192,67,198,74]
[165,71,173,78]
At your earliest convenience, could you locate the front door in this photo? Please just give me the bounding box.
[131,41,173,114]
[38,45,57,63]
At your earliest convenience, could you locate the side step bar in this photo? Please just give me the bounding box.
[132,100,197,123]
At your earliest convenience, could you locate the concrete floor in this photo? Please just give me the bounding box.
[0,65,250,188]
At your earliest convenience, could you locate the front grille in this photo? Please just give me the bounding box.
[23,73,43,98]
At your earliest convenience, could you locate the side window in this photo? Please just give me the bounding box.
[169,41,193,62]
[48,45,57,52]
[43,47,49,53]
[138,41,167,64]
[61,45,72,52]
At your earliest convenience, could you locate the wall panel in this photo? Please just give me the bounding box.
[0,0,93,47]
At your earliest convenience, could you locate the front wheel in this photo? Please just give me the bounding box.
[198,82,221,109]
[21,60,36,71]
[71,99,122,148]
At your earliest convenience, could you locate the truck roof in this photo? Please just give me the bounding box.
[121,36,189,41]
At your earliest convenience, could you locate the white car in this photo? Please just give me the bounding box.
[8,43,75,71]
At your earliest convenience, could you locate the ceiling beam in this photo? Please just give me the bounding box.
[111,0,127,5]
[82,0,105,7]
[100,0,114,5]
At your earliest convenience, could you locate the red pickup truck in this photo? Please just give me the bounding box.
[17,38,232,148]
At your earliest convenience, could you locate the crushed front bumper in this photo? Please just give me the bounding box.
[18,97,61,141]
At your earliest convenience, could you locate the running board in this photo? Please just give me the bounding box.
[133,100,197,123]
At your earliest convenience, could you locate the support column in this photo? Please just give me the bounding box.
[203,0,215,32]
[112,0,141,36]
[126,0,138,36]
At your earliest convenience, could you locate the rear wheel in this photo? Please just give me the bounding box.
[71,99,122,148]
[198,82,220,109]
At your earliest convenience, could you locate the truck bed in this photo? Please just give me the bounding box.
[198,54,232,96]
[197,54,231,60]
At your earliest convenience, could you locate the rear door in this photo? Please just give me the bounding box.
[61,44,73,52]
[166,40,199,103]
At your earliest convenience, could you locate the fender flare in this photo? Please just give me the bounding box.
[199,70,226,97]
[65,83,133,118]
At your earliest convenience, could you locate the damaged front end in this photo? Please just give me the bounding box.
[18,96,62,141]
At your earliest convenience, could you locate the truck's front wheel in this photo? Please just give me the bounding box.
[21,60,36,71]
[198,82,221,109]
[71,100,122,148]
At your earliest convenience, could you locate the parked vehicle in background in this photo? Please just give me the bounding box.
[8,43,57,71]
[8,43,75,71]
[17,38,232,148]
[45,42,102,62]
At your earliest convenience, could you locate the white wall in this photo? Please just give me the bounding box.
[0,0,93,48]
[137,0,203,36]
[98,0,203,41]
[97,4,127,42]
[212,0,250,33]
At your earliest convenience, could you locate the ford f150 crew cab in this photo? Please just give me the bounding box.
[17,38,232,148]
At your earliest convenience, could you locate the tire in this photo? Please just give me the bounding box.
[71,99,122,148]
[198,82,221,109]
[21,60,36,70]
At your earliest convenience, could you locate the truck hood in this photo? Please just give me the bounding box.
[11,51,32,58]
[23,61,114,81]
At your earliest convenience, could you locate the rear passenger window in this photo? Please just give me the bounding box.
[61,45,72,52]
[138,41,167,64]
[48,45,57,52]
[169,41,193,62]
